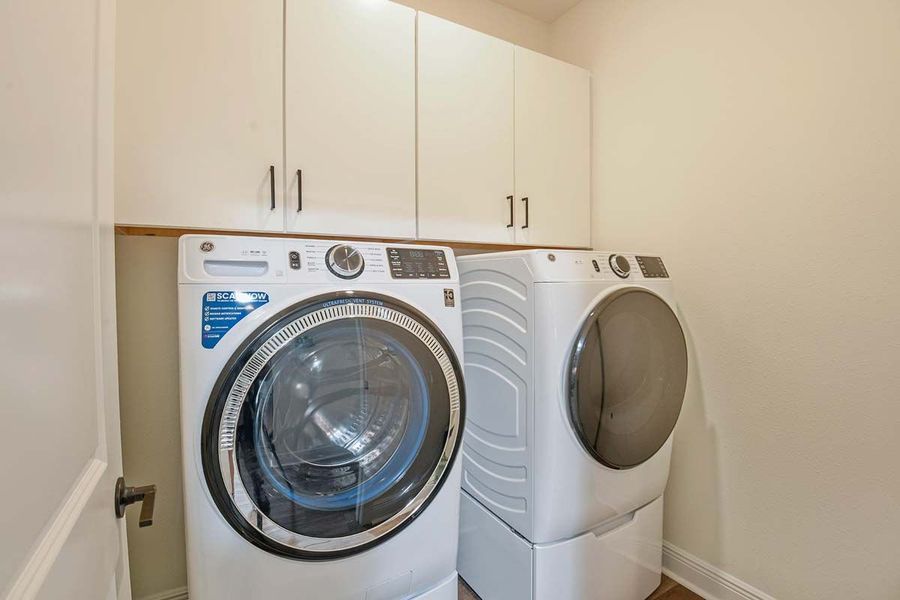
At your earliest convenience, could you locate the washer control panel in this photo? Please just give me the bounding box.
[387,247,451,279]
[179,235,458,283]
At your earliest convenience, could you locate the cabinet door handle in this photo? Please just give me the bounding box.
[269,165,276,211]
[296,169,303,213]
[506,195,514,228]
[521,197,529,229]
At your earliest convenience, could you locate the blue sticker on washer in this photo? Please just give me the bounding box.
[202,291,269,349]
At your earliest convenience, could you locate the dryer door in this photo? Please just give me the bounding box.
[202,292,464,560]
[567,287,687,469]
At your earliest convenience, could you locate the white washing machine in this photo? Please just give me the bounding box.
[456,250,688,600]
[177,235,465,600]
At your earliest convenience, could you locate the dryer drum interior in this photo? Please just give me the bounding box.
[568,287,688,470]
[201,292,464,560]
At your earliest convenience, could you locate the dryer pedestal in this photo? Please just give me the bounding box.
[459,492,663,600]
[413,572,459,600]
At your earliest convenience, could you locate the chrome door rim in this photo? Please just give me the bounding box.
[213,298,462,555]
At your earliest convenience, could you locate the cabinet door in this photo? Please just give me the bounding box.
[417,13,516,244]
[514,47,591,248]
[285,0,416,238]
[115,0,284,231]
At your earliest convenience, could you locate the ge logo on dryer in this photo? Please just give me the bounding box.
[200,241,215,253]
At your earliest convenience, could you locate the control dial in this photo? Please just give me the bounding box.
[609,254,631,278]
[326,244,365,279]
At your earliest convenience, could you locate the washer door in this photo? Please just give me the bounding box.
[567,288,687,470]
[202,292,464,560]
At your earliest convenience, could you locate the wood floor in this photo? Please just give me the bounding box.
[647,576,704,600]
[458,575,702,600]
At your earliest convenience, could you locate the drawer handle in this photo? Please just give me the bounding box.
[507,195,514,228]
[268,165,276,211]
[521,197,529,229]
[203,260,269,277]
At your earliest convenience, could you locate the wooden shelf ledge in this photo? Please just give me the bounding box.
[114,225,590,253]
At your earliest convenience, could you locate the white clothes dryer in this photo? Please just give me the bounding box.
[456,250,688,600]
[177,235,465,600]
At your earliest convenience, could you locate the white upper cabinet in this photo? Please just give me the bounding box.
[514,47,591,248]
[115,0,284,232]
[417,13,517,244]
[114,1,589,246]
[285,0,416,238]
[417,14,590,247]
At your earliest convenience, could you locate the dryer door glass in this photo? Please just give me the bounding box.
[202,293,463,560]
[568,288,687,469]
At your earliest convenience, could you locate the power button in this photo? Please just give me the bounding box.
[288,251,301,270]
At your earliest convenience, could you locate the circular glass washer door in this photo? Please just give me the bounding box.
[201,292,464,560]
[567,287,688,470]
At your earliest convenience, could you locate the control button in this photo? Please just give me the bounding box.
[591,259,601,272]
[288,251,301,270]
[326,244,365,279]
[609,254,631,278]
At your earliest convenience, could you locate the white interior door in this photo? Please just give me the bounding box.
[1,0,131,598]
[115,0,284,232]
[514,47,591,248]
[417,13,516,244]
[285,0,416,238]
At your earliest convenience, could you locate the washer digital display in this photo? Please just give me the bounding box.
[387,248,450,279]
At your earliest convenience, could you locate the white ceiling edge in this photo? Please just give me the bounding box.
[490,0,583,23]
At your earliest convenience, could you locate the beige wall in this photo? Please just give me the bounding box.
[114,2,549,598]
[115,235,185,599]
[551,1,900,599]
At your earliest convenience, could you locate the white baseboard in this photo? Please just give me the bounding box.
[136,587,188,600]
[662,542,776,600]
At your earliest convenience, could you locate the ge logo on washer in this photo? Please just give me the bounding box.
[200,241,215,253]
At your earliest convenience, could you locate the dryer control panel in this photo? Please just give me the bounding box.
[527,250,670,283]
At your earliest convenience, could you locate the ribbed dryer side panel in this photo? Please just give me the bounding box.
[458,257,534,539]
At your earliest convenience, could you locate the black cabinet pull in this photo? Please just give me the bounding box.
[297,169,303,213]
[506,195,514,227]
[521,197,529,229]
[269,165,276,211]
